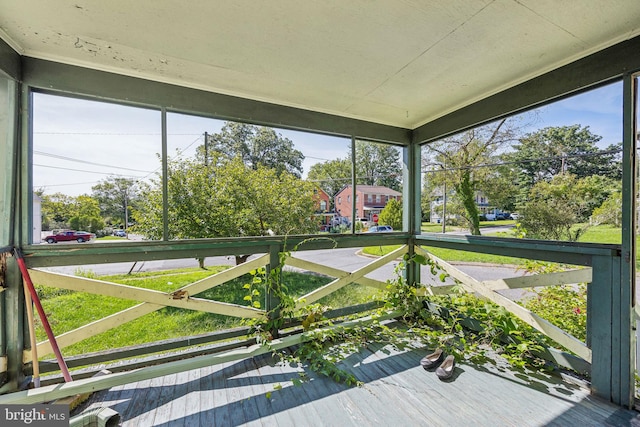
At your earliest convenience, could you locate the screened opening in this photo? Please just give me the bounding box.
[421,81,623,245]
[32,93,161,243]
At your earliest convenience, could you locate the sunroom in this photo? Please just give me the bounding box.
[1,1,640,425]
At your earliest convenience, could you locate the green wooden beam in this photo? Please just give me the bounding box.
[0,76,23,392]
[416,234,619,266]
[403,143,422,285]
[21,58,411,145]
[616,72,637,407]
[20,234,411,268]
[589,255,616,402]
[0,37,20,80]
[413,35,640,144]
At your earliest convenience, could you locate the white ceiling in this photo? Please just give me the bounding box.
[1,0,640,129]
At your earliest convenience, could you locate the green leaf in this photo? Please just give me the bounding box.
[413,254,427,265]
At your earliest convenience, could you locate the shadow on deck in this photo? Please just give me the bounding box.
[77,342,640,427]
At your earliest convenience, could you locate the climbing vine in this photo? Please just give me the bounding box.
[244,243,586,397]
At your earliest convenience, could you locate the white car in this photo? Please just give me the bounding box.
[365,225,393,233]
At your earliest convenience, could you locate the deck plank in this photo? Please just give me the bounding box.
[197,364,217,427]
[74,342,640,427]
[182,366,202,427]
[151,372,178,426]
[212,362,232,426]
[128,375,164,426]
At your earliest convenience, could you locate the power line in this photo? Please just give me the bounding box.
[34,181,103,188]
[34,132,201,136]
[421,148,622,173]
[34,163,145,178]
[34,150,154,173]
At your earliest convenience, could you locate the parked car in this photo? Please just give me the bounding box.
[44,230,95,243]
[510,213,520,220]
[113,229,127,237]
[365,225,393,233]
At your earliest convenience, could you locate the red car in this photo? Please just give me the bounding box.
[44,230,95,244]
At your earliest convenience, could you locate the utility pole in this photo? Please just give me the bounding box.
[204,132,209,166]
[442,162,447,234]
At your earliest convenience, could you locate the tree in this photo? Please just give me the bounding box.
[68,195,105,233]
[201,122,305,177]
[422,118,519,235]
[92,176,140,227]
[132,156,318,264]
[355,141,402,190]
[508,125,618,192]
[590,192,622,227]
[477,164,518,213]
[39,191,75,230]
[306,141,402,208]
[378,198,402,230]
[518,174,616,241]
[307,158,352,202]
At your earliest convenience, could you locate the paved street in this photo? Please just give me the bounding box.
[43,245,527,299]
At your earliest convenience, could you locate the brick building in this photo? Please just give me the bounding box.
[333,185,401,222]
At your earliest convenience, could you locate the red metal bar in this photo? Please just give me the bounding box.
[13,248,72,382]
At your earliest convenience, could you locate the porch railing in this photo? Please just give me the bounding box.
[0,233,632,407]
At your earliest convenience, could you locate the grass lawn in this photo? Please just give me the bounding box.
[363,244,526,265]
[421,220,515,234]
[366,223,631,266]
[34,266,382,356]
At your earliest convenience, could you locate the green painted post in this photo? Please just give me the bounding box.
[403,143,421,285]
[350,137,357,234]
[3,258,25,391]
[1,76,25,392]
[617,72,637,407]
[265,244,282,339]
[161,108,169,241]
[589,255,615,401]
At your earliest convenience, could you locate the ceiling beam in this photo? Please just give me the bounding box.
[0,38,20,80]
[21,58,411,145]
[413,35,640,145]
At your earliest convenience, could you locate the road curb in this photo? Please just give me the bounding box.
[356,249,523,269]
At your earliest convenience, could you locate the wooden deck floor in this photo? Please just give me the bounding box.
[78,343,640,426]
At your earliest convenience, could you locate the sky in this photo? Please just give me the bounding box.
[32,80,625,197]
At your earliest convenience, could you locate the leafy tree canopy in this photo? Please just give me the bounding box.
[518,173,617,241]
[132,156,319,259]
[307,158,352,201]
[422,118,520,235]
[38,191,75,228]
[378,198,402,230]
[355,141,402,191]
[508,125,619,189]
[200,122,305,177]
[91,176,140,226]
[307,141,402,202]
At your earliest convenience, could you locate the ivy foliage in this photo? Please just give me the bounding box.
[245,246,588,395]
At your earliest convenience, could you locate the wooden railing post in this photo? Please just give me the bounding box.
[405,241,419,287]
[589,254,633,406]
[1,255,26,393]
[265,244,282,339]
